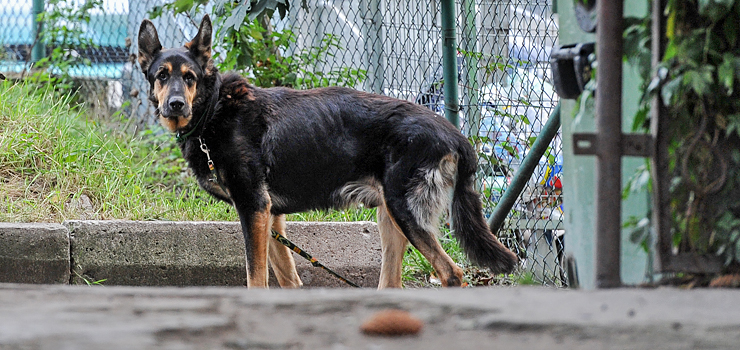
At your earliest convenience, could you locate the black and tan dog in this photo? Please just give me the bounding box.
[137,15,517,289]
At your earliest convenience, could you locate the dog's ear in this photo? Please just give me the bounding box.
[186,14,213,68]
[138,19,162,74]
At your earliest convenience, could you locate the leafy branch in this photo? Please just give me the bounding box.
[31,0,102,92]
[624,0,740,268]
[150,0,365,89]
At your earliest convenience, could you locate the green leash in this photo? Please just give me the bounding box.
[270,229,361,288]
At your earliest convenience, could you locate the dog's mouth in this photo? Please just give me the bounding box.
[157,108,193,132]
[159,106,191,119]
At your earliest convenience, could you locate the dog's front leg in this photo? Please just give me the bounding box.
[268,215,303,288]
[232,191,272,289]
[377,203,408,289]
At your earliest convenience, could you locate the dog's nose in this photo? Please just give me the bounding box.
[169,97,185,111]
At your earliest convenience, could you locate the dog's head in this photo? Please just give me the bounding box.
[138,15,213,133]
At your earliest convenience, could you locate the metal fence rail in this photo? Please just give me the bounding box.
[0,0,564,286]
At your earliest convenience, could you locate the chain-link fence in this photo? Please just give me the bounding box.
[0,0,564,286]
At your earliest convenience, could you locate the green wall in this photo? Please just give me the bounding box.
[556,0,651,288]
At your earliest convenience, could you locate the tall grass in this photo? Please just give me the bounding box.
[0,81,231,222]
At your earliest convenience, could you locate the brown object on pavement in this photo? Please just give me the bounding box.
[360,309,424,336]
[709,274,740,288]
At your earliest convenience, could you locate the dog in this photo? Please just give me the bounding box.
[137,15,518,289]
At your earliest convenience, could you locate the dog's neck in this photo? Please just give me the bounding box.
[175,73,222,143]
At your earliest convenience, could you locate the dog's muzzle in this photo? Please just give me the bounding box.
[160,96,191,119]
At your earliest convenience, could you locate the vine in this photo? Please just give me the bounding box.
[624,0,740,269]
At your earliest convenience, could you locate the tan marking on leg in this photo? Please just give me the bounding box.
[412,237,464,287]
[247,207,271,289]
[377,203,408,289]
[268,214,303,288]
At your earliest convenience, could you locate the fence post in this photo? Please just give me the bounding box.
[440,0,459,129]
[594,0,623,288]
[361,0,384,95]
[460,0,481,136]
[31,0,45,63]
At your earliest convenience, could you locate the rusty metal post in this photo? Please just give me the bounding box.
[651,0,670,273]
[594,0,623,288]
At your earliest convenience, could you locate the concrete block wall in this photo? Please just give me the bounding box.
[0,221,381,288]
[0,223,70,284]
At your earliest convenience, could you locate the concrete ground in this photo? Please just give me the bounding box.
[1,284,739,350]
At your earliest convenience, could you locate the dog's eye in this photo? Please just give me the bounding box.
[183,73,196,84]
[156,71,168,81]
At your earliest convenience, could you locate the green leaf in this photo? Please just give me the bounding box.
[173,0,194,13]
[663,39,678,61]
[277,2,289,19]
[249,0,279,21]
[719,53,735,95]
[249,26,263,40]
[698,0,734,21]
[661,76,682,105]
[726,113,740,137]
[723,15,738,47]
[682,69,713,96]
[224,2,250,31]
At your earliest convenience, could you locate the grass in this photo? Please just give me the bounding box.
[0,81,235,222]
[0,81,514,287]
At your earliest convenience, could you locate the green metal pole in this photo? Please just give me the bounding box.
[31,0,45,63]
[440,0,459,128]
[488,103,561,234]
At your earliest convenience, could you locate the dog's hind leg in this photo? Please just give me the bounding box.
[268,214,303,288]
[377,203,408,289]
[382,154,464,287]
[385,199,463,287]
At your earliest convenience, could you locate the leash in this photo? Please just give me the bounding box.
[270,229,361,288]
[197,137,232,196]
[175,111,205,142]
[195,137,361,288]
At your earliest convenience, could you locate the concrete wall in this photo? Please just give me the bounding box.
[0,223,70,284]
[0,220,381,288]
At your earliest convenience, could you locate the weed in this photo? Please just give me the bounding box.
[73,269,107,286]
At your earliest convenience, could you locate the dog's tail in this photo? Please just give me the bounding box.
[451,150,518,274]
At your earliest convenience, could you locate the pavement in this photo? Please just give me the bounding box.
[2,220,740,349]
[0,284,739,349]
